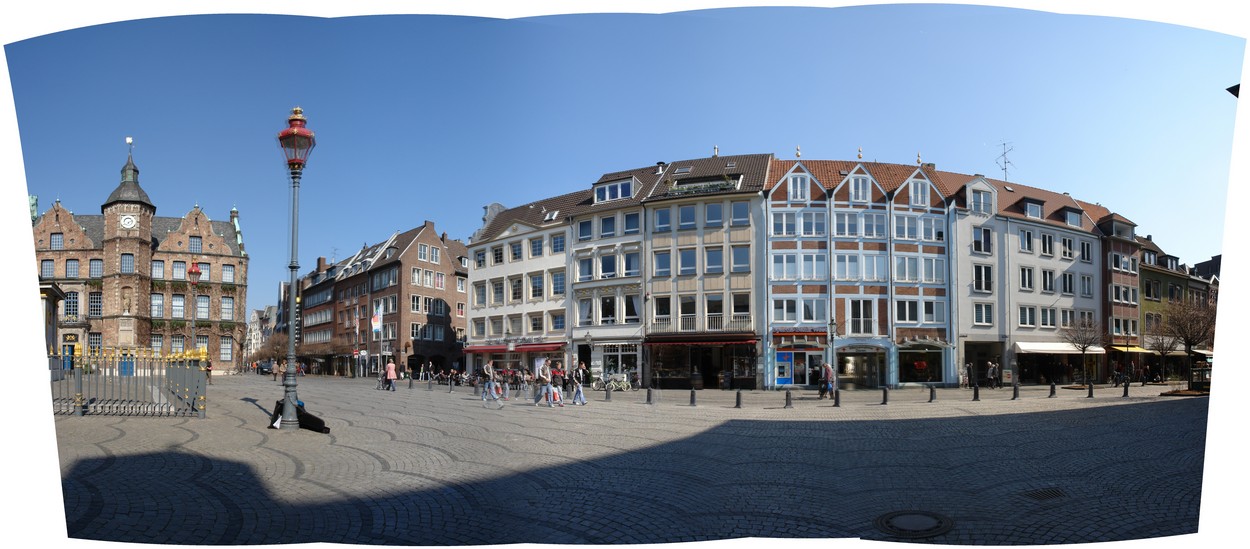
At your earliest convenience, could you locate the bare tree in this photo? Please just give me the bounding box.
[1164,296,1217,379]
[1060,317,1103,390]
[1143,316,1181,380]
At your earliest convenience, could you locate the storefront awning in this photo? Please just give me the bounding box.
[1110,345,1152,354]
[644,340,757,346]
[515,343,566,352]
[463,343,566,354]
[463,345,507,354]
[1014,342,1106,354]
[1192,349,1214,356]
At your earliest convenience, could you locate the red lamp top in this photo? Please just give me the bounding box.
[278,106,316,168]
[188,262,202,284]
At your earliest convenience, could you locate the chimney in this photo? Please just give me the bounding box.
[1146,235,1152,241]
[441,232,448,242]
[316,256,327,272]
[656,161,666,175]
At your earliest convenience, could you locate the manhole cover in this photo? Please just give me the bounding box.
[873,510,954,539]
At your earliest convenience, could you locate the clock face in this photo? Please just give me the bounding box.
[120,215,137,229]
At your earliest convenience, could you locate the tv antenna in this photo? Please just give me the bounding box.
[996,142,1015,181]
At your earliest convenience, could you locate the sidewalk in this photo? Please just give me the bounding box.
[55,374,1207,545]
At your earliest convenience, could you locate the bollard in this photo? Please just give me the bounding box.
[1049,381,1056,398]
[605,385,612,402]
[833,388,840,407]
[1011,382,1019,400]
[646,387,654,405]
[428,378,433,391]
[690,389,697,407]
[408,377,414,390]
[881,386,889,405]
[973,384,980,402]
[1123,381,1130,398]
[449,380,454,393]
[784,389,793,409]
[929,385,936,403]
[735,389,742,409]
[1087,382,1094,398]
[474,384,481,396]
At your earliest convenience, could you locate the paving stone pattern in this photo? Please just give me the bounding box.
[55,376,1206,545]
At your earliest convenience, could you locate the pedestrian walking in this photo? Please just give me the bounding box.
[819,361,834,399]
[963,363,971,388]
[481,360,504,403]
[275,361,286,383]
[572,361,589,405]
[385,360,398,391]
[986,362,998,389]
[534,358,561,407]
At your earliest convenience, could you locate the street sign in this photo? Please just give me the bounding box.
[353,350,359,357]
[360,350,368,357]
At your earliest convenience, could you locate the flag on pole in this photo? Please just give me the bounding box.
[372,302,382,333]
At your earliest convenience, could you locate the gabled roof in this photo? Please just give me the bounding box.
[644,153,773,202]
[471,188,591,245]
[938,170,1106,234]
[765,159,860,190]
[41,212,243,256]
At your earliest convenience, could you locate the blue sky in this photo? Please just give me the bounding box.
[2,3,1247,548]
[5,4,1242,311]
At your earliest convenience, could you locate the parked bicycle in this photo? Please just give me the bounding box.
[591,373,636,392]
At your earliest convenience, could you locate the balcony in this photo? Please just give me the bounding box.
[59,314,88,327]
[651,313,753,333]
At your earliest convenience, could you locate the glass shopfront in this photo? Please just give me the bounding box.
[836,346,886,389]
[650,342,756,390]
[898,347,944,383]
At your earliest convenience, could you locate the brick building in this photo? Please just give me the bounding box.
[32,150,249,368]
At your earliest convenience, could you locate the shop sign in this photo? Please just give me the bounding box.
[839,346,880,353]
[1002,370,1014,383]
[62,333,79,343]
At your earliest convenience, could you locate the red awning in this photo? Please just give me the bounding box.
[463,345,507,354]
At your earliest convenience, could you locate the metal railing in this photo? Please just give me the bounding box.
[651,313,754,333]
[49,347,208,418]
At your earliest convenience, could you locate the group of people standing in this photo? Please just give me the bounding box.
[479,358,590,408]
[962,362,1003,388]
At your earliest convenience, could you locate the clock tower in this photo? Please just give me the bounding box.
[101,145,156,347]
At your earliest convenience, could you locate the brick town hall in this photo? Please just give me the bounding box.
[32,146,249,367]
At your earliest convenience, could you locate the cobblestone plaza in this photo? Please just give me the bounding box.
[52,375,1210,546]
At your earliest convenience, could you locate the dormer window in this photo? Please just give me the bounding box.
[970,189,991,214]
[1065,210,1082,227]
[1025,201,1043,219]
[594,180,633,203]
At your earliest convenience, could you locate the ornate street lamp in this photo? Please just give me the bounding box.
[188,262,202,354]
[277,106,315,430]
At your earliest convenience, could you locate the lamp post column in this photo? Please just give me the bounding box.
[277,106,316,430]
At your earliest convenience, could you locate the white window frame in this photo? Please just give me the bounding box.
[789,175,809,202]
[850,177,870,203]
[973,265,993,293]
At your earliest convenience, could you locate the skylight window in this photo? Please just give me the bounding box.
[673,166,693,175]
[543,210,559,221]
